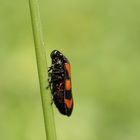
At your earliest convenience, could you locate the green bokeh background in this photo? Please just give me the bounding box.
[0,0,140,140]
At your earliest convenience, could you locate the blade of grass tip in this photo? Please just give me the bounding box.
[28,0,57,140]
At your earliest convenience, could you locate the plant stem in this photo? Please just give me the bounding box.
[29,0,57,140]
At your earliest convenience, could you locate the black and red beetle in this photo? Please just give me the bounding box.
[48,50,73,116]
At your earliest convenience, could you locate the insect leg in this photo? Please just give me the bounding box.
[48,66,53,72]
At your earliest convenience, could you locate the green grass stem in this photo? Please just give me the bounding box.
[29,0,57,140]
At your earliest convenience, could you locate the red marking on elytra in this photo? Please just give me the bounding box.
[65,63,71,77]
[65,80,71,91]
[65,98,73,109]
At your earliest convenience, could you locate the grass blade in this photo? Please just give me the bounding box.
[29,0,57,140]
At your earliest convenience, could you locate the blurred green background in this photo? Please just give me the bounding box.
[0,0,140,140]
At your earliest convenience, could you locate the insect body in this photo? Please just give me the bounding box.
[48,50,73,116]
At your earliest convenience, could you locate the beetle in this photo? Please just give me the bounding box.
[48,50,73,116]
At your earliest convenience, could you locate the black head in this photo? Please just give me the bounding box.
[50,50,63,59]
